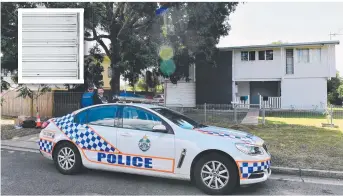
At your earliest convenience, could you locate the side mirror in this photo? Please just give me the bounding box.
[152,124,168,133]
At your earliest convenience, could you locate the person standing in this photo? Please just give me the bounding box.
[93,87,108,104]
[80,87,95,108]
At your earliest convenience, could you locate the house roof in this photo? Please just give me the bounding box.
[219,40,340,51]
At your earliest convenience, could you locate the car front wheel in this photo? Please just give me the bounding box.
[53,142,82,175]
[193,153,238,195]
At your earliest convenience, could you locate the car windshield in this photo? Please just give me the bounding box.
[152,108,207,129]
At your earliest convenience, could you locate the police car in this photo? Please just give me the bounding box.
[39,103,271,195]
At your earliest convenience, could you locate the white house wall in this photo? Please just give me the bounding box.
[281,78,327,109]
[233,45,337,81]
[233,48,283,80]
[165,81,196,107]
[237,82,250,97]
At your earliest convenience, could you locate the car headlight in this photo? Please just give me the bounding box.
[235,143,264,156]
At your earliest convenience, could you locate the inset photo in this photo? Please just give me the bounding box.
[18,8,84,84]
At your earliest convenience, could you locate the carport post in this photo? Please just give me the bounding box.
[233,103,237,124]
[204,103,207,123]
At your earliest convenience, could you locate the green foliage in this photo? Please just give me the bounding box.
[1,3,37,71]
[327,72,343,105]
[3,2,239,94]
[1,76,10,92]
[16,85,51,100]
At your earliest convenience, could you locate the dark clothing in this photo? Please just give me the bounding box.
[93,94,108,104]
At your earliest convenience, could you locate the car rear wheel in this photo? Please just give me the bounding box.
[193,153,238,195]
[53,142,82,175]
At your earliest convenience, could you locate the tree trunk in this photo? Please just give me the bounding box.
[110,65,120,95]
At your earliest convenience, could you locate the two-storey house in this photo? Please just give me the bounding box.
[165,40,340,110]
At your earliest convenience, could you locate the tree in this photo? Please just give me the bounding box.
[2,2,239,94]
[16,84,51,116]
[271,40,287,44]
[327,72,342,105]
[45,2,238,92]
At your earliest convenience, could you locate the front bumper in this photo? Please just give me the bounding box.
[240,167,271,185]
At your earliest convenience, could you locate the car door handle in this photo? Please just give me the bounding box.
[120,132,132,137]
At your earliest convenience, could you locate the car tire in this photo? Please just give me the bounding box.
[193,153,238,195]
[53,142,82,175]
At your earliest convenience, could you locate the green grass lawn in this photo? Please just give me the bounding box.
[210,122,343,171]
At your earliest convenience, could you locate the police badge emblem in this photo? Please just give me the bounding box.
[138,135,151,152]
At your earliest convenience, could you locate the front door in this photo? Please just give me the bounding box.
[250,95,260,105]
[116,106,175,174]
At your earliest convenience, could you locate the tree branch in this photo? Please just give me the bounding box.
[90,27,111,58]
[84,34,111,41]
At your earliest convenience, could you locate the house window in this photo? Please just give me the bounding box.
[241,51,248,61]
[311,48,321,63]
[241,51,255,61]
[297,49,309,63]
[258,51,265,60]
[108,67,112,78]
[249,51,255,61]
[266,50,273,60]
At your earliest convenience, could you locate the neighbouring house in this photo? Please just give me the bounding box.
[165,40,340,110]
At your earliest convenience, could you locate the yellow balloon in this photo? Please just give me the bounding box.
[159,46,174,60]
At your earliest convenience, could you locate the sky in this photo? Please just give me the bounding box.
[217,2,343,73]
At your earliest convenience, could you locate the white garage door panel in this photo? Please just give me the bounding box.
[22,47,77,55]
[23,32,77,40]
[281,78,327,109]
[22,14,77,24]
[166,82,195,107]
[19,9,83,83]
[22,62,77,70]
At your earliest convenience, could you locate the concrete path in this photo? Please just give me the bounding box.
[1,133,39,150]
[241,109,260,125]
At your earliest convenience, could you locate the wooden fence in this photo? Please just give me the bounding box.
[1,91,54,118]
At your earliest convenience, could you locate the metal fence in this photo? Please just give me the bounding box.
[2,91,343,129]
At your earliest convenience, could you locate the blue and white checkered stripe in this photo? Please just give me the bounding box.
[39,139,53,153]
[53,113,116,153]
[239,159,271,179]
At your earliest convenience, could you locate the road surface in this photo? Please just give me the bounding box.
[1,148,343,195]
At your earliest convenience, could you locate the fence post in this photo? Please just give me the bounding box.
[262,102,266,125]
[233,103,237,124]
[204,103,207,123]
[330,104,333,127]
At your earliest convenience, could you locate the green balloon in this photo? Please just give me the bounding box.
[160,59,176,76]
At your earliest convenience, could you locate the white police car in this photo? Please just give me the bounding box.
[39,103,271,195]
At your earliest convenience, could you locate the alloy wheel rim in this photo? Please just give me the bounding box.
[201,161,229,189]
[57,147,76,170]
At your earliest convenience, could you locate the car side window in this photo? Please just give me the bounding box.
[87,105,118,127]
[74,110,87,125]
[122,106,162,131]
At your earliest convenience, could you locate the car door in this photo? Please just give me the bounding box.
[75,105,120,163]
[116,105,175,174]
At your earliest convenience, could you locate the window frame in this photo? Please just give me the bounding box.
[266,50,273,60]
[297,48,310,63]
[248,51,256,61]
[241,51,249,61]
[73,105,120,127]
[118,105,174,134]
[258,51,265,60]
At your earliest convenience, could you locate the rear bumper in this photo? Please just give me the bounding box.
[240,168,271,185]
